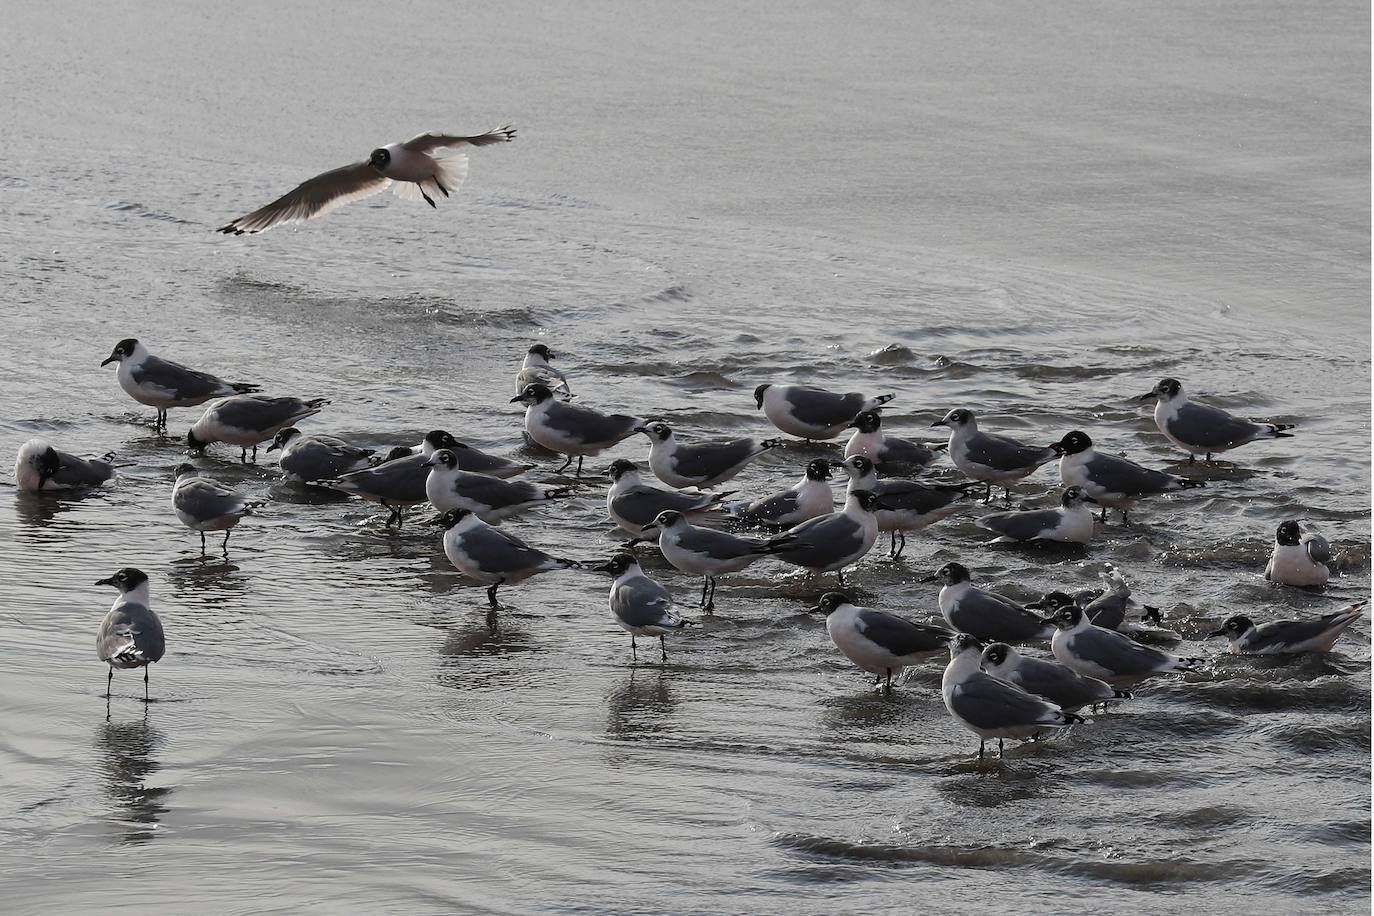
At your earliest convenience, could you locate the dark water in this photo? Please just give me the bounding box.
[0,1,1369,912]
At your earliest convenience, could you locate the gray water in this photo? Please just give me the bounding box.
[0,1,1369,913]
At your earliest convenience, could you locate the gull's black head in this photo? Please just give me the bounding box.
[980,642,1012,668]
[1208,615,1254,639]
[431,508,471,530]
[932,408,973,429]
[636,421,673,442]
[424,430,467,452]
[425,448,460,470]
[1275,520,1302,546]
[608,458,638,481]
[528,343,555,360]
[596,551,640,576]
[849,410,882,433]
[266,427,300,452]
[1055,430,1093,455]
[850,489,887,512]
[186,429,206,453]
[651,509,685,529]
[837,454,874,478]
[929,561,971,586]
[35,446,62,488]
[101,337,138,367]
[369,148,391,170]
[1035,592,1082,628]
[382,446,412,463]
[805,458,834,481]
[753,384,771,409]
[1156,378,1182,399]
[512,383,554,405]
[173,462,198,478]
[952,633,984,654]
[810,592,852,616]
[1062,486,1097,507]
[95,567,148,592]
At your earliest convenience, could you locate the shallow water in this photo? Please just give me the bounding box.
[0,1,1369,913]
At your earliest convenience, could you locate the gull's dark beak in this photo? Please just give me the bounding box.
[421,457,437,467]
[630,526,659,543]
[846,417,861,429]
[632,426,649,434]
[265,441,281,453]
[930,419,947,428]
[508,395,523,404]
[918,574,939,583]
[588,561,615,574]
[806,604,828,614]
[1081,495,1099,504]
[1025,599,1046,610]
[1136,391,1159,402]
[100,353,119,367]
[1205,627,1228,639]
[424,514,446,526]
[95,576,115,586]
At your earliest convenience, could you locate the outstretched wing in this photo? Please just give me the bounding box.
[218,161,390,234]
[401,126,517,154]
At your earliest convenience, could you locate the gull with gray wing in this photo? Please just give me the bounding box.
[1035,592,1204,687]
[730,458,836,529]
[96,567,166,702]
[515,344,572,398]
[836,454,978,557]
[1265,520,1331,587]
[171,464,262,554]
[764,490,888,585]
[432,507,579,607]
[844,410,942,472]
[977,486,1097,544]
[423,448,571,523]
[921,562,1054,642]
[1138,378,1294,463]
[513,383,641,478]
[591,552,691,662]
[14,438,117,493]
[932,408,1060,503]
[267,427,375,482]
[606,459,728,536]
[636,509,790,611]
[1208,603,1364,655]
[410,430,532,478]
[811,592,951,693]
[188,394,329,461]
[754,383,895,440]
[1055,430,1204,523]
[101,337,260,431]
[321,448,430,527]
[980,642,1128,712]
[637,419,781,489]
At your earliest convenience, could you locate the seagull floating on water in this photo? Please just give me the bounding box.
[217,127,516,234]
[515,343,572,398]
[512,383,641,478]
[836,454,977,557]
[172,464,261,554]
[1208,603,1364,655]
[14,439,117,493]
[1265,520,1331,587]
[932,408,1060,503]
[1054,431,1204,523]
[636,420,781,489]
[977,486,1098,544]
[921,562,1054,642]
[96,567,166,702]
[591,552,690,662]
[729,458,836,529]
[844,410,942,472]
[267,427,375,482]
[188,395,329,461]
[432,507,579,607]
[754,383,894,440]
[1137,378,1294,463]
[101,338,260,431]
[811,591,950,694]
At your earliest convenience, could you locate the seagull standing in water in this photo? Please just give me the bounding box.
[1265,520,1332,587]
[95,568,166,702]
[811,592,951,693]
[730,458,836,529]
[1207,603,1365,655]
[980,642,1129,713]
[1035,592,1204,687]
[764,490,888,585]
[836,454,978,557]
[636,420,781,489]
[635,509,789,611]
[591,552,690,662]
[411,430,533,478]
[422,448,571,523]
[322,449,431,528]
[515,344,572,398]
[932,408,1060,503]
[187,395,329,461]
[942,634,1082,760]
[267,427,375,482]
[1137,378,1294,463]
[14,439,117,493]
[605,459,728,536]
[921,562,1055,642]
[512,383,641,478]
[431,507,579,607]
[217,127,516,234]
[754,383,895,440]
[171,464,261,554]
[101,338,261,432]
[1054,431,1204,523]
[844,410,942,473]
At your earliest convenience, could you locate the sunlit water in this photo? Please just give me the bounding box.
[0,1,1368,912]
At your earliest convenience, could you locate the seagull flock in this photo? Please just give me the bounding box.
[10,126,1362,757]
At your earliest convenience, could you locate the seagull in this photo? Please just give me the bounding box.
[515,343,572,398]
[810,591,951,694]
[267,427,375,482]
[835,454,978,557]
[635,509,790,611]
[321,449,430,527]
[920,561,1054,642]
[101,338,260,431]
[1034,592,1204,687]
[512,383,641,478]
[1207,603,1365,655]
[1138,378,1295,463]
[95,568,166,702]
[217,126,516,234]
[14,439,117,493]
[187,395,329,461]
[980,642,1128,713]
[1265,520,1332,587]
[844,410,942,473]
[171,464,262,554]
[431,507,578,607]
[422,448,571,523]
[763,489,889,585]
[729,458,836,528]
[411,430,532,478]
[590,552,690,662]
[931,408,1061,503]
[606,459,729,536]
[1054,430,1204,523]
[977,486,1098,544]
[942,634,1082,760]
[636,420,781,489]
[754,383,895,440]
[1074,567,1159,632]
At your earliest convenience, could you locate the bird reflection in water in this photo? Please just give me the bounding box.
[95,713,172,845]
[605,667,678,745]
[436,608,538,689]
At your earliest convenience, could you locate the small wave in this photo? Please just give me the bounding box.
[102,199,195,225]
[0,175,26,189]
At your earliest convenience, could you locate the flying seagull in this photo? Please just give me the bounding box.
[217,127,516,235]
